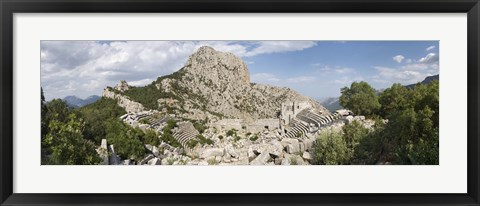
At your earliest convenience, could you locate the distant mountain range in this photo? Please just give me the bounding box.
[63,95,101,108]
[319,97,343,112]
[405,74,439,89]
[320,74,439,112]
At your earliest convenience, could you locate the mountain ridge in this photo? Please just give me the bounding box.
[406,74,439,89]
[103,46,329,121]
[63,95,101,108]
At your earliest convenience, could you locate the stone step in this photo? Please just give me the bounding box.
[172,122,200,153]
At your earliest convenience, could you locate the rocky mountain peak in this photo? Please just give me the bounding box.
[105,46,329,121]
[195,45,216,55]
[115,80,129,92]
[184,46,250,85]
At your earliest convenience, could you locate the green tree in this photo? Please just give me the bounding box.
[44,99,72,125]
[77,97,126,144]
[312,130,351,165]
[342,120,369,149]
[331,80,439,165]
[41,88,48,137]
[41,87,46,106]
[351,119,386,164]
[378,83,410,119]
[144,129,160,146]
[42,113,101,165]
[339,81,380,116]
[386,107,439,164]
[42,98,73,145]
[105,119,146,161]
[411,80,439,127]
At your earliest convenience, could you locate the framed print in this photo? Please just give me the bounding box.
[1,0,479,205]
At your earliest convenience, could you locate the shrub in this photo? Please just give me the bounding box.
[295,131,303,138]
[312,130,351,165]
[342,120,369,150]
[290,157,298,165]
[207,158,219,165]
[187,139,199,148]
[226,129,237,137]
[42,113,101,165]
[197,135,213,145]
[77,97,126,144]
[144,130,159,146]
[193,122,207,134]
[139,118,150,125]
[105,119,146,161]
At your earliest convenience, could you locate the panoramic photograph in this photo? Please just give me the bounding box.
[40,41,439,165]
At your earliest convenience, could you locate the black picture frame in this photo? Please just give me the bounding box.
[1,0,479,205]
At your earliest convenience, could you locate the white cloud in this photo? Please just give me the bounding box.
[418,53,439,64]
[65,81,79,91]
[243,41,317,57]
[426,46,436,51]
[393,55,405,63]
[314,65,354,75]
[41,41,316,100]
[374,67,422,82]
[82,80,100,91]
[129,78,154,87]
[373,53,439,85]
[335,67,353,74]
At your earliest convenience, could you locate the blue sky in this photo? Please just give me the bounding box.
[41,41,439,100]
[244,41,439,99]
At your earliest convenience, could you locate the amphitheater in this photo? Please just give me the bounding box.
[195,101,348,142]
[172,122,199,154]
[119,101,350,152]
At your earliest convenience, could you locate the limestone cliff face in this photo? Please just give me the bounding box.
[184,46,250,85]
[152,46,329,121]
[102,87,145,113]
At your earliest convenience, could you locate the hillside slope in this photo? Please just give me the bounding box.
[103,46,328,121]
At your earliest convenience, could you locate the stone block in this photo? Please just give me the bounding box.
[139,154,154,165]
[200,148,225,159]
[302,151,312,161]
[250,152,272,165]
[148,157,161,165]
[152,146,160,157]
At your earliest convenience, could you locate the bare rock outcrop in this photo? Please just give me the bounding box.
[102,87,145,113]
[152,46,329,121]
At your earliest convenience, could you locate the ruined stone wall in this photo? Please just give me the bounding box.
[246,119,280,134]
[280,101,312,125]
[211,119,243,131]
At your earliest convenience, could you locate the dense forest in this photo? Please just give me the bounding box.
[41,89,162,164]
[313,80,439,165]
